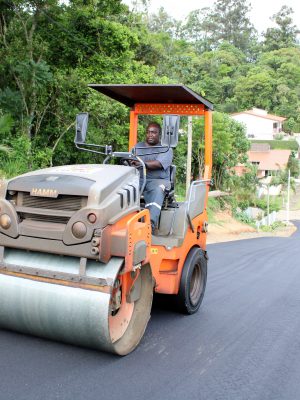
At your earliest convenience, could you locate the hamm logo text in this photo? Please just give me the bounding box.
[30,188,58,198]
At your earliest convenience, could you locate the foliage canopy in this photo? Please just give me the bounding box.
[0,0,299,190]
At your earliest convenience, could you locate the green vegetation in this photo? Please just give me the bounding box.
[207,197,222,224]
[252,140,299,151]
[253,196,282,213]
[259,221,286,232]
[234,211,256,227]
[1,0,300,194]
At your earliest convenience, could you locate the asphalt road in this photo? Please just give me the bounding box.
[1,223,300,400]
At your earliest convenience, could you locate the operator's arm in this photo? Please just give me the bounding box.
[145,160,162,170]
[129,160,162,169]
[144,148,173,170]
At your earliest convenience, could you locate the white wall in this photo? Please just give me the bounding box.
[232,114,279,140]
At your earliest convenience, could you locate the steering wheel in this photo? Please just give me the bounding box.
[119,156,146,194]
[120,158,131,166]
[120,157,143,168]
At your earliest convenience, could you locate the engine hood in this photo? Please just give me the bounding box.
[7,164,137,198]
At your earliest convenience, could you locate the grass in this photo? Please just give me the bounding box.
[175,184,186,202]
[259,221,286,232]
[207,197,221,224]
[252,140,299,151]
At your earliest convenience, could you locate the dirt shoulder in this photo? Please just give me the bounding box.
[207,210,297,244]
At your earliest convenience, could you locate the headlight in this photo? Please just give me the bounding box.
[72,221,87,239]
[0,214,12,230]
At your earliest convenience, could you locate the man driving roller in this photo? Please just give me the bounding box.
[131,122,173,234]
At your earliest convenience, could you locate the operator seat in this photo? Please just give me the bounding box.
[163,164,177,208]
[139,164,177,209]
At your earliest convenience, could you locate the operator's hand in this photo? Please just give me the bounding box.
[129,160,141,167]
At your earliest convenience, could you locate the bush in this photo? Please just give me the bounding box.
[207,197,222,223]
[274,133,284,140]
[234,210,256,227]
[253,197,282,212]
[260,221,286,232]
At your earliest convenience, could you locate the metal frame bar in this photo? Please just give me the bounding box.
[0,261,111,288]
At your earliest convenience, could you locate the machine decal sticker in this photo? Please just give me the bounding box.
[30,188,59,198]
[51,165,102,174]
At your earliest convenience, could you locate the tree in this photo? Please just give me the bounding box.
[256,48,300,119]
[287,152,300,178]
[195,0,258,55]
[147,7,181,38]
[181,8,213,54]
[233,67,276,110]
[0,0,56,140]
[263,6,300,52]
[0,0,161,175]
[189,42,247,109]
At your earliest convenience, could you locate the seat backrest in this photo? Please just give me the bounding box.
[170,181,206,237]
[186,181,206,220]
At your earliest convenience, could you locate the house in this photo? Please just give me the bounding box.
[234,144,291,179]
[231,108,286,140]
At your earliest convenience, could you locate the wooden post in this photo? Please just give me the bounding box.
[186,116,193,195]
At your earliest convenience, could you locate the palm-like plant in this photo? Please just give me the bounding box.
[0,114,13,155]
[0,144,11,154]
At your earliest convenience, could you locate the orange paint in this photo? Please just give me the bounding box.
[129,110,138,150]
[204,110,213,179]
[150,210,208,294]
[134,103,205,116]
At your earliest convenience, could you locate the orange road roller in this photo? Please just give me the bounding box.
[0,85,213,355]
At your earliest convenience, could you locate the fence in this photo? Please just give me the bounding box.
[255,211,277,229]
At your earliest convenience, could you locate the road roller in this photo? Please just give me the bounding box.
[0,85,213,355]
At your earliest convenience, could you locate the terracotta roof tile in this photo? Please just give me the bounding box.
[232,109,286,122]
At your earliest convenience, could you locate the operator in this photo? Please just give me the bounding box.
[131,122,173,234]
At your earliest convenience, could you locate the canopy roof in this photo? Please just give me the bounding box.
[88,84,214,110]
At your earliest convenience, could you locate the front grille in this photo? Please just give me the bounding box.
[8,191,88,224]
[19,213,70,224]
[21,192,86,211]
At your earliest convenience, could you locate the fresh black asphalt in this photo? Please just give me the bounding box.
[1,222,300,400]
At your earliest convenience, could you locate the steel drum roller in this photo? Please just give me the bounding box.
[0,249,153,355]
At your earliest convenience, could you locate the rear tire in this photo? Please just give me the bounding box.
[176,247,207,314]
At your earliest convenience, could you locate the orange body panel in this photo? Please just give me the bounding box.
[124,209,151,272]
[103,209,151,273]
[134,103,205,116]
[150,208,208,295]
[204,110,213,179]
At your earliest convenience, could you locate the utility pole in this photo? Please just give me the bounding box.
[186,116,192,195]
[287,169,291,222]
[267,184,270,226]
[262,183,270,225]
